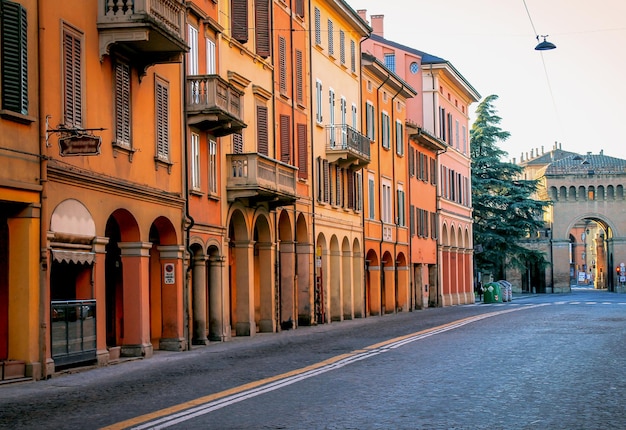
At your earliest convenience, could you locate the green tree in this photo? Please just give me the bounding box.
[470,94,549,278]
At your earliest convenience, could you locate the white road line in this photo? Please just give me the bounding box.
[131,304,547,430]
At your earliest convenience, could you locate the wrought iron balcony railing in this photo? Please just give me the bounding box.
[325,124,371,167]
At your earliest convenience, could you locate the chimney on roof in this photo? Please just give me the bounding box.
[371,14,384,37]
[357,9,368,23]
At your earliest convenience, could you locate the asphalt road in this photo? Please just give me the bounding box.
[1,288,625,429]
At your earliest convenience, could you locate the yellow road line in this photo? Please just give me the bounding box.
[102,306,537,429]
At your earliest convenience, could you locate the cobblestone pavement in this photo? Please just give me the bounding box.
[1,289,625,429]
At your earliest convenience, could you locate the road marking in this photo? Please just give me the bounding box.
[100,304,548,430]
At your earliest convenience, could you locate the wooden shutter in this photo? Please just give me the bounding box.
[314,7,321,45]
[255,0,270,58]
[279,37,287,93]
[63,27,82,127]
[295,0,304,17]
[155,79,169,160]
[336,166,342,206]
[233,131,243,154]
[256,105,268,155]
[327,20,334,55]
[231,0,248,43]
[339,30,345,64]
[323,159,329,203]
[1,1,28,114]
[115,62,131,146]
[350,40,356,73]
[409,205,415,236]
[347,171,354,209]
[280,114,290,163]
[295,50,303,103]
[297,123,307,179]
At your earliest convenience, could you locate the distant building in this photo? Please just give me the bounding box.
[507,144,626,293]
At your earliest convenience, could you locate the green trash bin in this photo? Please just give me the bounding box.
[483,282,503,304]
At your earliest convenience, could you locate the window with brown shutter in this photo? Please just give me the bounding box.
[347,170,354,209]
[233,131,243,154]
[297,123,307,179]
[295,0,304,17]
[279,36,287,94]
[279,114,290,163]
[295,50,304,104]
[255,0,270,57]
[256,105,268,155]
[63,25,83,128]
[231,0,248,43]
[323,159,330,203]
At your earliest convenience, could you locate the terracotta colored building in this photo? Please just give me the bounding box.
[361,53,416,315]
[39,0,188,375]
[272,0,315,327]
[184,1,244,345]
[359,11,479,307]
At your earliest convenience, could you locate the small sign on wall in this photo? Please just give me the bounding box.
[164,263,175,284]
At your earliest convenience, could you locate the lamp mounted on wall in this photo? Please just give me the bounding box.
[535,35,556,51]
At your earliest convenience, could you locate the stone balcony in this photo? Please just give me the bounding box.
[97,0,188,74]
[325,124,371,168]
[226,153,297,208]
[186,75,246,137]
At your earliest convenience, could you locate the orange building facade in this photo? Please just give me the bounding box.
[361,53,415,315]
[39,0,188,375]
[1,1,485,382]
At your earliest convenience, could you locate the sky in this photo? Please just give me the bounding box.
[347,0,626,162]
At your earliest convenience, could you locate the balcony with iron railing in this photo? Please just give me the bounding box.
[97,0,187,73]
[186,75,246,136]
[325,124,371,167]
[226,153,297,208]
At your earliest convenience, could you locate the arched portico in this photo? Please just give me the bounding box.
[550,213,618,293]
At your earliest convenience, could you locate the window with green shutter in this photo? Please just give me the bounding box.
[1,0,28,115]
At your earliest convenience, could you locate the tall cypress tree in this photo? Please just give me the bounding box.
[470,95,549,278]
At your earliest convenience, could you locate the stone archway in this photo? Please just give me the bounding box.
[148,216,183,352]
[277,210,294,330]
[296,213,312,326]
[550,212,619,293]
[365,249,380,316]
[227,209,251,336]
[253,213,274,333]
